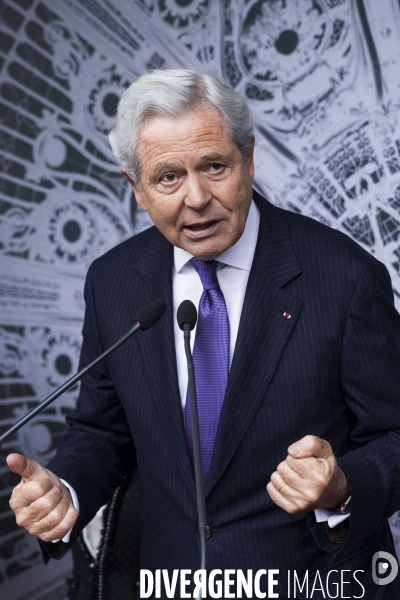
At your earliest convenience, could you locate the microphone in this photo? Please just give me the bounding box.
[177,299,197,331]
[177,300,207,576]
[0,299,167,445]
[135,299,167,330]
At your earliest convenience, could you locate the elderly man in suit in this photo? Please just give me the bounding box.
[7,69,400,598]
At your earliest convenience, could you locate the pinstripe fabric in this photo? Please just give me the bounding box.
[41,192,400,599]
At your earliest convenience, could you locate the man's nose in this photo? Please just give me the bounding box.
[183,175,212,210]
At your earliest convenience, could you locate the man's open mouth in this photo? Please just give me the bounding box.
[183,220,222,239]
[186,220,219,231]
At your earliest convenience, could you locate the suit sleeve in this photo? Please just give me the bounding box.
[304,260,400,553]
[335,261,400,546]
[40,261,136,561]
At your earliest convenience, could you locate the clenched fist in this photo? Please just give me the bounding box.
[267,435,350,514]
[7,453,78,542]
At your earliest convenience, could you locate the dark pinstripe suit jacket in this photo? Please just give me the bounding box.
[43,192,400,598]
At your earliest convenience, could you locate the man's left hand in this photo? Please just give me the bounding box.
[266,435,350,514]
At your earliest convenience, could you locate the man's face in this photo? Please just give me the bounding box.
[123,103,255,261]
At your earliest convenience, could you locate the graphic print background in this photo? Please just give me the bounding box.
[1,1,400,597]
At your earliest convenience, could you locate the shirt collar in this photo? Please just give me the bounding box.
[174,199,260,273]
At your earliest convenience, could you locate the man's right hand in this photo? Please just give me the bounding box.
[7,453,78,542]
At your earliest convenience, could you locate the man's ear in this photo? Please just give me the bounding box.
[121,168,148,212]
[247,135,255,180]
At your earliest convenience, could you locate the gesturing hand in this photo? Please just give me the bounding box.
[7,453,78,542]
[266,435,350,514]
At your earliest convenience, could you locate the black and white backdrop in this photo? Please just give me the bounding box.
[1,0,400,597]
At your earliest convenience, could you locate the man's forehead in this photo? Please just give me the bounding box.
[138,106,231,149]
[137,112,238,176]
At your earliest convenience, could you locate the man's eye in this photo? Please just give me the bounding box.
[161,173,176,183]
[210,163,223,171]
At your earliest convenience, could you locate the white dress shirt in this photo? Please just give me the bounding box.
[173,200,259,409]
[57,199,348,547]
[173,200,348,529]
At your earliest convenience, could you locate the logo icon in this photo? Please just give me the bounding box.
[372,551,399,586]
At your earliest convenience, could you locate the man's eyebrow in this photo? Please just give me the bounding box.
[198,153,226,162]
[154,161,180,176]
[148,162,181,183]
[150,153,231,182]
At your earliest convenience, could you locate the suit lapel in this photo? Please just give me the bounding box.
[130,195,304,498]
[132,228,195,496]
[205,194,303,496]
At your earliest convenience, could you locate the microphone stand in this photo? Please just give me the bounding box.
[0,322,142,446]
[183,323,207,577]
[0,298,167,446]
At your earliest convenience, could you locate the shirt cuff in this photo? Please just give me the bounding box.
[314,508,350,528]
[51,479,80,543]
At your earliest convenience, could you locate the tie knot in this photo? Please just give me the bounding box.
[190,258,220,291]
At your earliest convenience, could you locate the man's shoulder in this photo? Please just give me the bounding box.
[287,209,379,270]
[257,193,381,273]
[87,224,169,281]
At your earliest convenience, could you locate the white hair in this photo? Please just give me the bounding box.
[108,68,254,191]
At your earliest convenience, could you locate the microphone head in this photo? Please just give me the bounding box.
[135,299,167,330]
[177,300,197,331]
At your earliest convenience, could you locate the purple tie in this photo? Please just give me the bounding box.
[185,258,230,478]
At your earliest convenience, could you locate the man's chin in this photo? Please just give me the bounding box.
[179,238,230,261]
